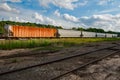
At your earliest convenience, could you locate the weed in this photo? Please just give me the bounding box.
[0,38,120,50]
[11,59,18,63]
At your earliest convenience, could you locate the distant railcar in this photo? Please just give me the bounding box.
[106,33,113,37]
[58,29,80,37]
[4,25,57,38]
[82,31,96,37]
[113,34,118,37]
[106,33,118,37]
[96,33,106,37]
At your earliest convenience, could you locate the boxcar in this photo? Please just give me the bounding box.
[106,33,113,37]
[58,29,81,37]
[82,31,96,37]
[96,33,106,37]
[106,33,117,37]
[4,25,57,38]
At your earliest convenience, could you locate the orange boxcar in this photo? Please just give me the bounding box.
[7,25,57,38]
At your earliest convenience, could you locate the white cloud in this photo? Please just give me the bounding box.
[92,14,113,21]
[98,8,119,14]
[9,17,29,22]
[0,3,19,13]
[98,0,108,5]
[0,3,11,11]
[80,14,120,31]
[78,1,88,6]
[0,0,22,3]
[33,12,57,25]
[118,5,120,8]
[34,12,44,22]
[45,17,56,25]
[39,0,80,10]
[53,0,79,10]
[39,0,51,7]
[98,0,115,5]
[63,13,79,22]
[54,10,61,17]
[9,0,21,2]
[15,17,25,22]
[81,16,89,20]
[32,12,82,28]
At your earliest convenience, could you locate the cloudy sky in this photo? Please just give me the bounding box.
[0,0,120,31]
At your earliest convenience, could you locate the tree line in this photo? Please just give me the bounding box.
[72,27,119,34]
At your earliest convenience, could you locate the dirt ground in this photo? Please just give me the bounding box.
[61,55,120,80]
[0,41,120,80]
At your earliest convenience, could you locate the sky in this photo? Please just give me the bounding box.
[0,0,120,32]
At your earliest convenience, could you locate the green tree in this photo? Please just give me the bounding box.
[72,27,77,30]
[85,28,105,33]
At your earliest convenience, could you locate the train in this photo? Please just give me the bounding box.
[0,25,118,39]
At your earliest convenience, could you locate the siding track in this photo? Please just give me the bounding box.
[0,43,120,80]
[52,49,120,80]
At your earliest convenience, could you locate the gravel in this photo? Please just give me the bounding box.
[61,55,120,80]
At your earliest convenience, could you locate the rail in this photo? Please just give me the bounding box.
[0,45,119,77]
[51,49,120,80]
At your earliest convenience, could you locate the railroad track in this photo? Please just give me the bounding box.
[0,44,120,80]
[52,49,120,80]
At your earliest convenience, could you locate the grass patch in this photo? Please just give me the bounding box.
[11,58,18,63]
[0,38,120,50]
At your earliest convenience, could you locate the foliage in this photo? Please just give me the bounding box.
[72,27,77,30]
[0,38,120,50]
[77,27,85,31]
[85,28,105,33]
[72,27,119,34]
[0,20,63,31]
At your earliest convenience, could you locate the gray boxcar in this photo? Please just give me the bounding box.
[58,29,81,37]
[82,31,96,37]
[106,33,117,37]
[96,33,106,37]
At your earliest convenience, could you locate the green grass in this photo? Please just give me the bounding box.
[0,38,120,50]
[11,58,18,63]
